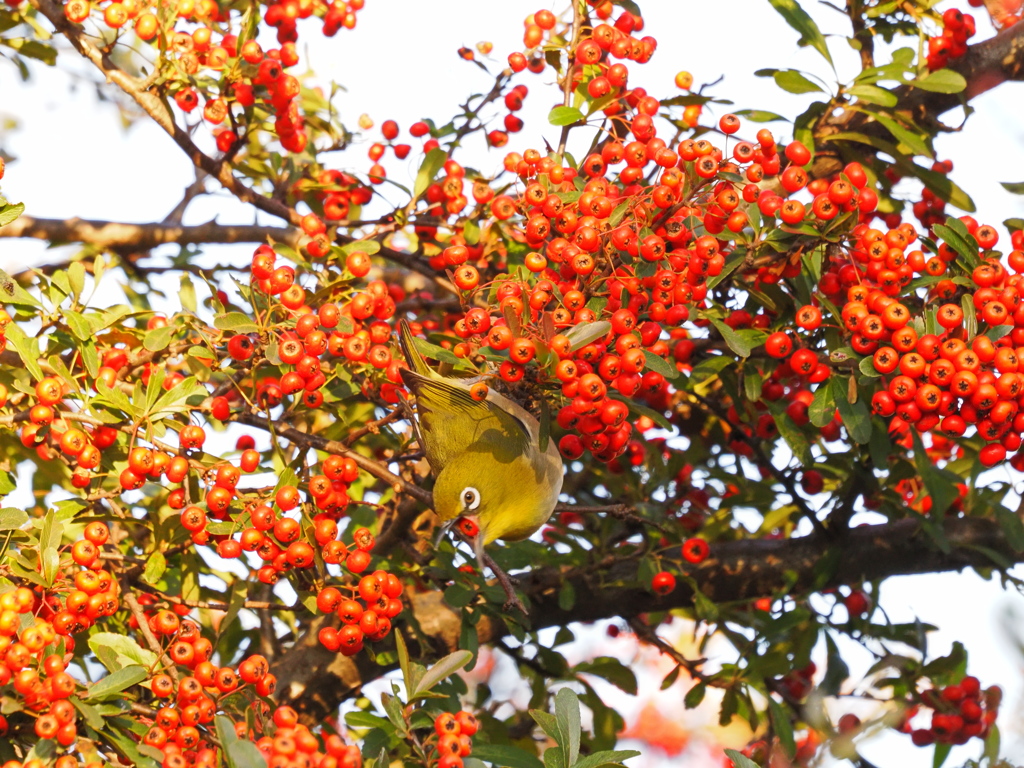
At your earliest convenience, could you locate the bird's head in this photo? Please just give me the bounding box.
[432,455,505,545]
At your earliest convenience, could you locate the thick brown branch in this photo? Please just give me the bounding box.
[0,215,299,251]
[813,20,1024,178]
[275,515,1022,722]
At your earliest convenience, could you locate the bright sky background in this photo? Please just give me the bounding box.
[2,1,1024,766]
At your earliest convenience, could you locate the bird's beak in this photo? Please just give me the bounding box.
[433,518,456,548]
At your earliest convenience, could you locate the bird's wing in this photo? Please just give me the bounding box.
[398,319,434,377]
[400,368,531,471]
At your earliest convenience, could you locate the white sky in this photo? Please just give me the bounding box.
[2,1,1024,766]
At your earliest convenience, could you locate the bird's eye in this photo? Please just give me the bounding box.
[460,487,480,511]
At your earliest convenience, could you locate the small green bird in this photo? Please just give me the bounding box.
[398,320,564,570]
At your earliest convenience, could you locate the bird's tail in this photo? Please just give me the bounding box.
[398,319,432,377]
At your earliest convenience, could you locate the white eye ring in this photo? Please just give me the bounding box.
[461,487,481,511]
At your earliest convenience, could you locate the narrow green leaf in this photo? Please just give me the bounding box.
[686,356,733,386]
[470,744,544,768]
[643,352,678,381]
[710,319,761,357]
[808,384,836,428]
[768,697,796,758]
[179,274,197,313]
[684,682,706,708]
[548,106,585,127]
[571,750,641,768]
[395,630,412,700]
[554,688,581,768]
[724,749,760,768]
[932,742,952,768]
[911,430,957,516]
[999,181,1024,195]
[86,665,148,700]
[871,111,932,157]
[574,658,637,695]
[846,84,897,107]
[414,148,449,199]
[831,376,872,444]
[412,650,473,697]
[767,0,833,66]
[768,402,812,466]
[68,261,85,301]
[5,322,43,381]
[773,69,824,94]
[142,551,166,585]
[996,507,1024,551]
[565,320,610,351]
[911,69,967,93]
[227,741,267,768]
[213,312,259,333]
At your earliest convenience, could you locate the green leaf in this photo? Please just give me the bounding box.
[733,109,787,123]
[995,507,1024,551]
[871,111,932,158]
[411,650,473,697]
[5,322,43,381]
[554,688,582,768]
[766,401,812,466]
[414,147,449,199]
[213,312,259,333]
[1000,181,1024,195]
[142,551,166,585]
[911,430,958,517]
[767,0,833,66]
[1005,218,1024,232]
[911,69,967,94]
[179,274,197,313]
[773,69,824,94]
[339,239,381,257]
[686,356,733,386]
[905,163,975,212]
[820,633,849,696]
[471,744,544,768]
[808,384,836,428]
[565,320,610,351]
[846,84,897,107]
[571,750,641,768]
[933,222,978,264]
[724,749,760,768]
[859,356,882,378]
[548,106,585,127]
[68,261,86,301]
[643,352,678,381]
[85,665,148,700]
[227,740,267,768]
[768,697,795,759]
[0,201,25,227]
[0,507,28,530]
[709,319,765,358]
[932,742,952,768]
[70,697,106,730]
[574,658,637,695]
[344,711,391,730]
[831,376,871,444]
[685,682,706,708]
[143,325,174,352]
[0,38,56,65]
[88,633,159,672]
[395,629,412,700]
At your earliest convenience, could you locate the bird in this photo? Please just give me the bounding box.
[397,319,564,576]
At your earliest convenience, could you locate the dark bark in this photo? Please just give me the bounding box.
[275,515,1022,723]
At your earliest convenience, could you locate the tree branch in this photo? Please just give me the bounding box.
[274,515,1023,722]
[0,215,299,251]
[813,20,1024,178]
